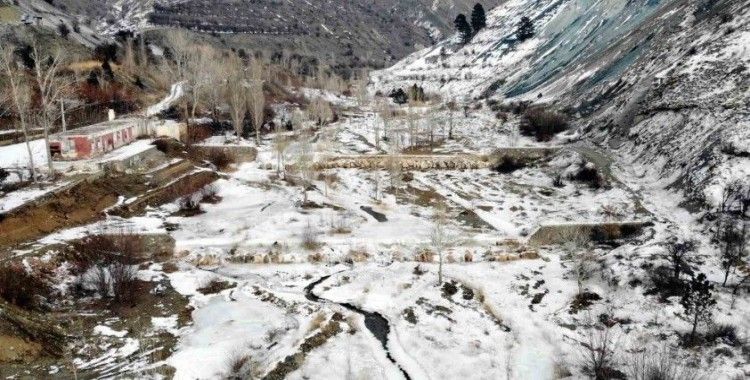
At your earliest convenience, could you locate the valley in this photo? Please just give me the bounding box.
[0,0,748,379]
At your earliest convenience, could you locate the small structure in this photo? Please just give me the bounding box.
[50,118,142,160]
[50,115,185,160]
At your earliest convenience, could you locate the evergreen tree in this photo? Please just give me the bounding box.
[516,16,535,41]
[454,14,473,44]
[471,4,487,34]
[680,273,716,343]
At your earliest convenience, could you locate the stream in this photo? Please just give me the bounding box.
[304,275,412,380]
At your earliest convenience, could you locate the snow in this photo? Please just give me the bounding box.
[146,82,184,117]
[0,181,69,213]
[0,139,48,170]
[93,325,128,338]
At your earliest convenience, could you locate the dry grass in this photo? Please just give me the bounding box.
[0,262,49,310]
[307,312,328,334]
[345,247,370,263]
[415,248,435,263]
[301,223,322,251]
[189,254,221,267]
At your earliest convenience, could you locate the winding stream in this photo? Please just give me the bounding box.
[304,275,412,380]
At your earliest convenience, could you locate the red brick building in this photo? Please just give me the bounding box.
[50,119,141,160]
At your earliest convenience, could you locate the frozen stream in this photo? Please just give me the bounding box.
[304,274,412,380]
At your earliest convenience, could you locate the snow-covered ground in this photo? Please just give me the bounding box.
[10,99,744,379]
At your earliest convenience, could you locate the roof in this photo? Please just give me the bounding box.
[53,117,143,139]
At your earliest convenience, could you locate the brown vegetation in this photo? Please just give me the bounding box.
[520,107,569,141]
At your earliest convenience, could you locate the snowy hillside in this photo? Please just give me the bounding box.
[371,0,671,99]
[373,0,749,208]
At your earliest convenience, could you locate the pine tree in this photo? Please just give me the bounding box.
[454,14,473,44]
[516,16,535,41]
[680,273,716,343]
[471,4,487,34]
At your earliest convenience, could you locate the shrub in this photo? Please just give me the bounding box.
[492,156,526,173]
[186,124,213,145]
[66,232,144,274]
[86,262,138,303]
[178,196,203,216]
[0,262,49,310]
[628,347,704,380]
[571,163,604,189]
[199,184,221,203]
[57,23,70,38]
[68,232,145,305]
[209,150,235,170]
[301,222,321,250]
[520,107,569,141]
[705,323,741,346]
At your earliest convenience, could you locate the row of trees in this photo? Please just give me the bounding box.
[159,31,274,144]
[1,42,71,182]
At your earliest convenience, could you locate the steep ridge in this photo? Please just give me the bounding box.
[371,0,672,99]
[46,0,504,68]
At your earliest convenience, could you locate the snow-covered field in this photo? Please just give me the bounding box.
[7,99,744,379]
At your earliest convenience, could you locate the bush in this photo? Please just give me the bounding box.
[85,261,138,304]
[176,195,204,216]
[186,124,213,145]
[301,222,321,250]
[628,347,704,380]
[571,163,604,189]
[199,184,221,203]
[57,23,70,38]
[520,108,569,141]
[0,262,49,310]
[66,232,144,274]
[492,156,526,173]
[705,324,741,346]
[206,149,235,170]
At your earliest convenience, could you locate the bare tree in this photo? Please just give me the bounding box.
[446,99,457,140]
[0,45,37,182]
[294,139,315,204]
[225,55,247,137]
[309,97,334,126]
[376,98,393,142]
[164,30,193,130]
[431,202,449,285]
[579,311,619,379]
[187,44,219,120]
[248,82,265,145]
[565,232,593,296]
[387,140,403,195]
[272,123,290,176]
[31,43,71,174]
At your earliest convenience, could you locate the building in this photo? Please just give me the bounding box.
[50,118,142,160]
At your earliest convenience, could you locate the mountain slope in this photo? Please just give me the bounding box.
[45,0,503,69]
[373,0,749,208]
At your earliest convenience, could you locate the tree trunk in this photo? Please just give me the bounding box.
[438,251,443,285]
[21,119,38,183]
[690,312,699,342]
[723,267,731,287]
[42,121,54,175]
